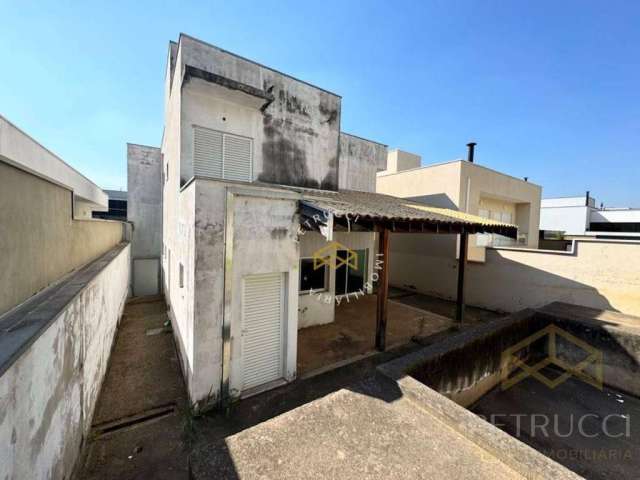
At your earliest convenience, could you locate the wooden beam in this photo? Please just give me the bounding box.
[376,228,390,351]
[455,232,468,323]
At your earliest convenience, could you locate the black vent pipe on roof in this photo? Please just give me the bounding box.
[466,142,476,163]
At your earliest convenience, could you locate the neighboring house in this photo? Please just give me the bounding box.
[0,114,124,315]
[376,146,541,262]
[126,34,514,409]
[92,189,128,221]
[541,192,640,239]
[127,144,163,296]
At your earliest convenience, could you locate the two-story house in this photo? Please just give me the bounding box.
[133,34,516,409]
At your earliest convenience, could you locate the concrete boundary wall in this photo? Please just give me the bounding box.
[0,243,130,480]
[0,160,124,316]
[390,238,640,317]
[0,115,107,207]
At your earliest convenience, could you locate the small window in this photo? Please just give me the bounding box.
[165,163,169,184]
[193,125,252,182]
[179,263,184,288]
[300,258,327,293]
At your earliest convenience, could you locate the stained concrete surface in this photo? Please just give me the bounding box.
[79,297,189,479]
[389,287,504,324]
[297,291,504,375]
[190,377,525,480]
[297,294,452,375]
[471,373,640,479]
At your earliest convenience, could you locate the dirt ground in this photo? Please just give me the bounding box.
[79,297,189,480]
[78,292,503,479]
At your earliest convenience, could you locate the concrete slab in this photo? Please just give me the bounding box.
[191,377,525,480]
[389,288,505,324]
[297,294,452,375]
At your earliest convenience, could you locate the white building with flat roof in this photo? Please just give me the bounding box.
[540,192,640,238]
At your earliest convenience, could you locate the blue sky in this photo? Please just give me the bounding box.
[2,0,638,206]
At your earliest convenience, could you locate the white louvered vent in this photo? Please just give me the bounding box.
[193,125,252,182]
[193,126,222,178]
[223,133,252,181]
[242,272,285,391]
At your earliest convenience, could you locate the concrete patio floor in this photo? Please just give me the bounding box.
[297,291,504,376]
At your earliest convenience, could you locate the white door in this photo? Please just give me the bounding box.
[241,272,285,391]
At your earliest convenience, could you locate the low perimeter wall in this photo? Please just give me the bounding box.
[0,243,130,480]
[0,161,124,316]
[390,238,640,317]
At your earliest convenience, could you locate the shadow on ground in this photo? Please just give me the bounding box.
[79,293,504,479]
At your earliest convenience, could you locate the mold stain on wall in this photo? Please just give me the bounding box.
[258,83,340,191]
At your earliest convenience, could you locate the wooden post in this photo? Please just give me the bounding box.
[376,228,390,351]
[455,231,468,323]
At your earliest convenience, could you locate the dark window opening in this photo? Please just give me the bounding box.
[300,258,327,292]
[590,222,640,233]
[92,198,127,221]
[335,249,367,296]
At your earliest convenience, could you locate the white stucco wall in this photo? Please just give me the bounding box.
[541,196,589,208]
[128,143,163,296]
[389,239,640,317]
[180,77,262,186]
[0,244,130,480]
[376,160,463,208]
[176,34,341,191]
[227,191,300,399]
[166,181,196,399]
[379,149,421,175]
[128,144,163,259]
[170,180,302,407]
[338,134,387,192]
[590,209,640,224]
[540,205,591,235]
[0,161,124,316]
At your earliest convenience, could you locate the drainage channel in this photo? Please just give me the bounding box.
[91,403,177,438]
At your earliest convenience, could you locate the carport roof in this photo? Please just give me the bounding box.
[298,189,517,237]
